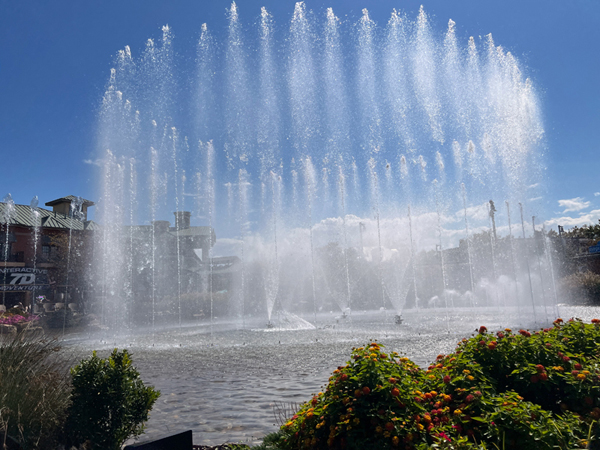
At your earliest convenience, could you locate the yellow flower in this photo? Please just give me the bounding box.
[384,431,391,438]
[376,426,383,434]
[582,370,590,375]
[463,369,471,374]
[467,375,474,381]
[454,409,462,415]
[392,436,399,446]
[577,374,586,380]
[417,423,424,431]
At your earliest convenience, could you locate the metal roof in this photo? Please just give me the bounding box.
[171,226,215,238]
[45,195,95,207]
[0,202,99,231]
[124,225,215,239]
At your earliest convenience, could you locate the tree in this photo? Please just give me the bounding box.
[65,349,160,450]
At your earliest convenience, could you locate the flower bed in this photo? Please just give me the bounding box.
[0,312,41,333]
[276,318,600,449]
[0,313,39,326]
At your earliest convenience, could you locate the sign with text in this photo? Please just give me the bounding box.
[0,268,49,291]
[590,245,600,254]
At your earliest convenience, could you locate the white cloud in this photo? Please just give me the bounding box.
[527,183,540,189]
[529,196,542,202]
[595,192,600,197]
[544,209,600,230]
[83,159,103,167]
[454,202,489,222]
[558,197,590,213]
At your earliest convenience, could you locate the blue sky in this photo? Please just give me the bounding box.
[1,0,598,231]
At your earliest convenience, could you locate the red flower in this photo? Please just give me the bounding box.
[362,386,371,395]
[539,373,548,381]
[391,388,400,397]
[478,326,487,334]
[592,318,600,324]
[519,329,531,337]
[437,431,451,442]
[535,364,545,373]
[496,331,505,339]
[465,394,475,403]
[530,375,539,383]
[443,375,451,384]
[574,363,583,370]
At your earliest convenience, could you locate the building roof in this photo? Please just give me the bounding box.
[0,202,99,230]
[125,225,216,240]
[171,226,215,238]
[45,195,95,207]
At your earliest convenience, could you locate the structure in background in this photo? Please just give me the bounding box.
[0,196,97,310]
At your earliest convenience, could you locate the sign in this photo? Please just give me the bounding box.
[590,245,600,254]
[0,268,49,291]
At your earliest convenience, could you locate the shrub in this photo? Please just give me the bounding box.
[278,319,600,450]
[65,348,160,450]
[0,332,71,449]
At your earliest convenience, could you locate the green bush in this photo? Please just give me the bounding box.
[0,332,71,449]
[65,348,160,450]
[278,319,600,449]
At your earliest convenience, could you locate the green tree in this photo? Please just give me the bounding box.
[65,349,160,450]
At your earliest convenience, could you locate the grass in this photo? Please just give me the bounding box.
[0,328,72,449]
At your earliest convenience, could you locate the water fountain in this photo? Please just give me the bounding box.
[91,2,551,336]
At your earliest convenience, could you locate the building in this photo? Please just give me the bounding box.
[1,195,240,320]
[0,196,97,309]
